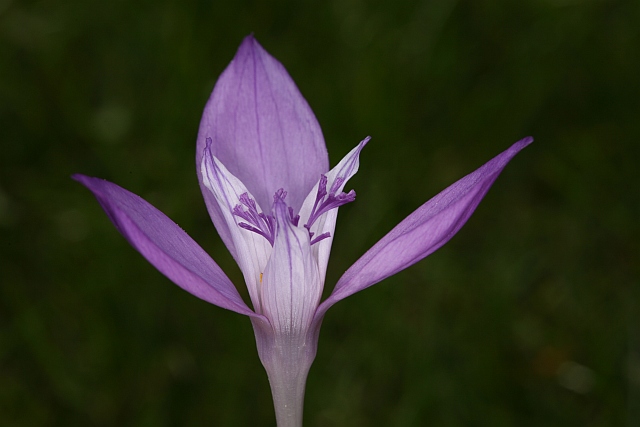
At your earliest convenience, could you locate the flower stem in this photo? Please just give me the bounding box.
[251,319,316,427]
[267,368,308,427]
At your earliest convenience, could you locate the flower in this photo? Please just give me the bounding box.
[74,35,532,427]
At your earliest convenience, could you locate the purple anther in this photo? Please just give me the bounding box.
[232,183,350,247]
[233,192,276,246]
[316,175,328,200]
[288,206,300,227]
[309,232,331,245]
[328,177,345,195]
[304,175,356,231]
[273,188,287,203]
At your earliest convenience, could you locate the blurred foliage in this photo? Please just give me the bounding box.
[1,0,638,425]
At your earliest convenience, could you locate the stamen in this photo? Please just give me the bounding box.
[310,232,331,245]
[233,192,276,246]
[304,174,356,231]
[288,206,300,227]
[273,188,287,202]
[237,222,274,245]
[232,182,351,247]
[329,177,345,195]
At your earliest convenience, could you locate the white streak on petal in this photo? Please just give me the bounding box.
[201,146,272,313]
[298,137,369,281]
[262,198,321,336]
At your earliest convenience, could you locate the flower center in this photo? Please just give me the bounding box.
[232,175,355,246]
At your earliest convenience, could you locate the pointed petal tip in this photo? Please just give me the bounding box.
[72,173,103,189]
[73,174,124,197]
[71,173,87,182]
[515,136,534,150]
[353,135,371,156]
[237,33,264,59]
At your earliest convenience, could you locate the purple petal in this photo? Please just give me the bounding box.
[298,137,369,282]
[73,174,259,317]
[316,137,533,316]
[200,144,272,313]
[197,35,329,240]
[261,196,322,335]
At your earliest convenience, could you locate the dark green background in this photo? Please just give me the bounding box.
[1,0,638,425]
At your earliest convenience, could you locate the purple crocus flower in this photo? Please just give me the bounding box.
[74,35,532,427]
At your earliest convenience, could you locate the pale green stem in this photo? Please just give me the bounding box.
[267,365,309,427]
[252,318,316,427]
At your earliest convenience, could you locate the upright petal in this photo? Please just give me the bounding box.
[262,196,322,335]
[73,174,258,317]
[197,35,329,239]
[200,143,273,314]
[298,137,369,281]
[316,137,533,316]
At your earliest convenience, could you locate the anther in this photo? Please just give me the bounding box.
[304,174,356,231]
